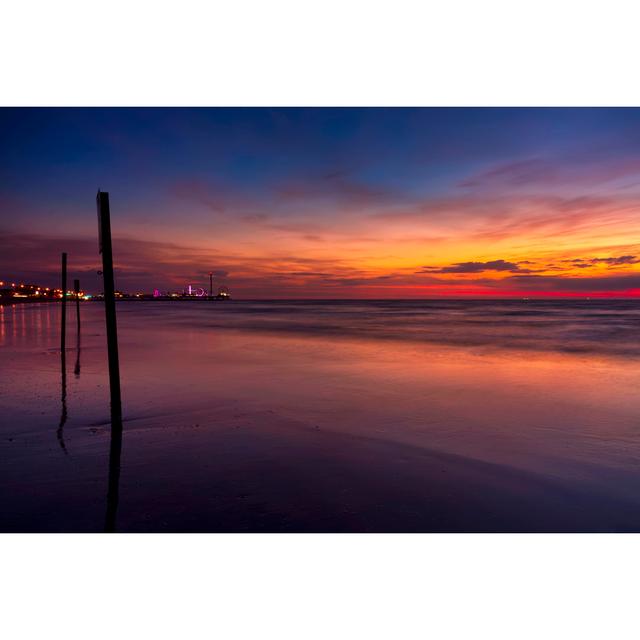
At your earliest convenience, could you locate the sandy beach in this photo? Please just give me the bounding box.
[2,300,640,532]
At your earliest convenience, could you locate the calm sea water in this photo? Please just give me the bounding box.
[2,299,640,532]
[187,298,640,356]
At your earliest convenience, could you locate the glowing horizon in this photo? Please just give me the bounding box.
[1,107,640,298]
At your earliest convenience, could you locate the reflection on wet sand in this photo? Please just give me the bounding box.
[104,409,123,533]
[55,301,81,454]
[3,300,640,532]
[56,331,68,455]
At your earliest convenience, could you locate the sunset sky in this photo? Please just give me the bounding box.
[1,107,640,297]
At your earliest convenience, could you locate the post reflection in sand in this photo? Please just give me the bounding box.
[104,409,123,533]
[56,339,68,455]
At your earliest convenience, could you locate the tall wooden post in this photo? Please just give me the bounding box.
[74,278,81,334]
[96,191,122,422]
[61,252,67,353]
[97,191,123,532]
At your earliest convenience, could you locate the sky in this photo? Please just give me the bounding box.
[1,107,640,298]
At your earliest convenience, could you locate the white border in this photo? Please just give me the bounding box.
[1,534,638,640]
[2,0,640,106]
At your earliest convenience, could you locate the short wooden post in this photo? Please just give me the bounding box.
[61,252,67,353]
[74,278,81,334]
[73,279,81,378]
[57,252,68,453]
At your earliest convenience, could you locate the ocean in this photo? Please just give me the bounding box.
[2,299,640,532]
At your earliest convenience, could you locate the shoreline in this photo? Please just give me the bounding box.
[4,404,640,533]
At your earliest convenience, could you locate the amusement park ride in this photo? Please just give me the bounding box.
[181,272,230,299]
[182,284,230,299]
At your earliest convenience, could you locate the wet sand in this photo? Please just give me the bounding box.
[2,301,640,532]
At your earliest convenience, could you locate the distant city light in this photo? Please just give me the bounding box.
[1,279,231,303]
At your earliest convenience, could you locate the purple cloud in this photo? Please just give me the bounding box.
[591,255,639,266]
[418,259,525,274]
